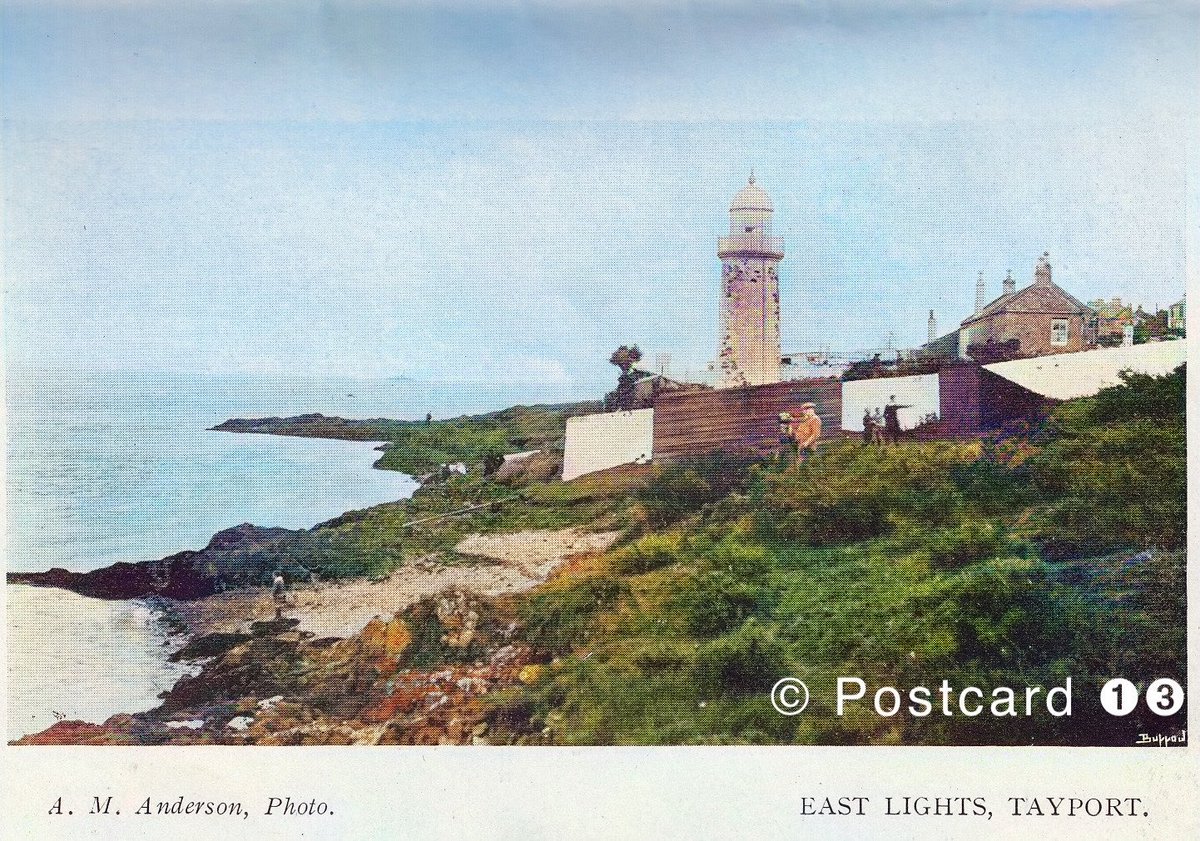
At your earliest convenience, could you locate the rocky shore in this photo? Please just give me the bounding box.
[210,413,411,441]
[8,523,310,601]
[11,401,619,746]
[13,528,618,746]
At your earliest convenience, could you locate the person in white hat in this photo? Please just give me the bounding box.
[791,402,823,461]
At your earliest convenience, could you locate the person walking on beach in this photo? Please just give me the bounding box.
[271,569,288,618]
[790,402,823,461]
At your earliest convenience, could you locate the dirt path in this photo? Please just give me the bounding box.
[454,529,620,578]
[168,528,620,640]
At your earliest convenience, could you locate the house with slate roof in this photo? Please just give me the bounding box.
[957,252,1097,361]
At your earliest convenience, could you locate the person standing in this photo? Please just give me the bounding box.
[271,569,288,619]
[883,395,910,444]
[870,407,886,445]
[777,412,796,465]
[790,402,823,461]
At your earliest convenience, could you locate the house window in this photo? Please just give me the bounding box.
[1050,318,1069,346]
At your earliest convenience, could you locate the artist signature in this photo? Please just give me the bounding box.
[1136,730,1186,747]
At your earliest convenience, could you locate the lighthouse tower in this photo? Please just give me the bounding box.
[717,174,784,388]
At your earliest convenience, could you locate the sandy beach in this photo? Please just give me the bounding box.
[165,527,621,640]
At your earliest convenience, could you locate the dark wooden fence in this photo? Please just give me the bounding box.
[652,378,842,460]
[650,364,1051,461]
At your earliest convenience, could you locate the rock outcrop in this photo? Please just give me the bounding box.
[211,414,410,441]
[13,592,548,746]
[7,523,305,600]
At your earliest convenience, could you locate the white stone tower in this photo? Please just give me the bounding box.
[717,173,784,388]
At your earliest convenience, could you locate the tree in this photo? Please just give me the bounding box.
[609,345,642,374]
[605,345,644,411]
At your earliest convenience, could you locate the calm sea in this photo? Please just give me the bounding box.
[5,367,580,739]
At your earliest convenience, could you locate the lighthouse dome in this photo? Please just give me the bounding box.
[730,174,773,213]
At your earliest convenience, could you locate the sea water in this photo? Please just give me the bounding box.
[5,367,578,740]
[6,584,203,740]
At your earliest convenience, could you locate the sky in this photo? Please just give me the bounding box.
[3,0,1197,397]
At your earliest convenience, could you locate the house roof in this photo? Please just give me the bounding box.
[916,328,960,358]
[961,281,1093,327]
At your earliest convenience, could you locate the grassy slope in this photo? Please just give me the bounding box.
[372,402,602,475]
[248,366,1183,745]
[207,401,609,580]
[490,365,1186,745]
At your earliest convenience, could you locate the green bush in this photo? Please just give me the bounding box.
[609,532,687,575]
[1078,364,1185,425]
[1027,364,1185,554]
[683,571,766,637]
[761,440,979,545]
[519,575,627,652]
[638,452,758,527]
[950,458,1033,513]
[695,619,789,694]
[704,539,771,578]
[925,521,1007,570]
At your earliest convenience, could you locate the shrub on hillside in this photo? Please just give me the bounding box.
[925,521,1008,570]
[638,452,758,527]
[518,574,627,652]
[761,441,977,544]
[703,539,772,578]
[1026,399,1185,556]
[682,571,767,637]
[1079,364,1185,425]
[695,619,789,694]
[949,457,1034,513]
[609,532,687,575]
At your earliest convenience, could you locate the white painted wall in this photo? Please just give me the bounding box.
[842,373,941,431]
[984,341,1186,400]
[562,409,655,481]
[502,450,540,465]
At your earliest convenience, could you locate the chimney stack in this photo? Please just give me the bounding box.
[1034,251,1052,287]
[928,310,937,344]
[1003,269,1015,297]
[975,271,986,316]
